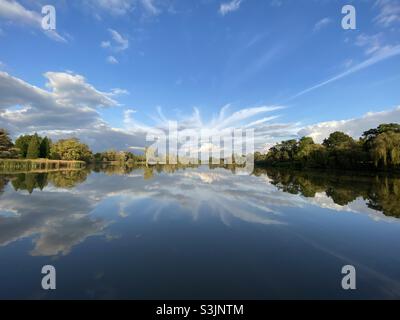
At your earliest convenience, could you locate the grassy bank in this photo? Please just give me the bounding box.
[0,159,86,172]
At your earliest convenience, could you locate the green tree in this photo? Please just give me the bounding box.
[363,123,400,143]
[323,132,354,149]
[370,131,400,167]
[266,139,298,162]
[0,129,16,158]
[0,129,13,150]
[295,137,315,162]
[40,137,51,158]
[258,123,399,171]
[15,135,33,158]
[94,153,103,162]
[26,134,41,159]
[50,138,93,162]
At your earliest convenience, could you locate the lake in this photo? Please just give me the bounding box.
[1,165,400,299]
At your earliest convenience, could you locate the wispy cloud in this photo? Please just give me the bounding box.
[141,0,160,15]
[101,29,129,63]
[0,0,67,42]
[374,0,400,27]
[85,0,162,17]
[213,105,284,129]
[107,29,129,51]
[101,41,111,48]
[219,0,243,16]
[355,33,384,55]
[290,41,400,100]
[85,0,133,16]
[110,88,129,95]
[313,17,332,32]
[107,56,119,64]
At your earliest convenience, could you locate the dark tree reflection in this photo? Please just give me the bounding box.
[254,168,400,218]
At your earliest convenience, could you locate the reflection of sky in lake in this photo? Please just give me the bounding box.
[1,167,400,299]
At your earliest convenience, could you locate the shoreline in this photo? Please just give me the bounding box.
[0,159,86,172]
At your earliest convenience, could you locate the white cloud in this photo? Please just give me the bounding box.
[0,69,296,153]
[102,29,129,53]
[85,0,134,16]
[107,55,119,64]
[0,70,145,151]
[219,0,243,16]
[298,106,400,143]
[374,0,400,27]
[140,104,296,153]
[0,0,66,42]
[213,105,284,129]
[0,0,41,26]
[44,72,118,108]
[313,17,332,32]
[108,28,129,51]
[101,29,129,64]
[0,70,119,134]
[110,88,129,95]
[140,0,160,15]
[101,41,111,48]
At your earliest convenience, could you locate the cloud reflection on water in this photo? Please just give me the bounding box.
[0,166,397,257]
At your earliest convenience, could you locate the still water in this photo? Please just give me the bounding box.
[1,165,400,299]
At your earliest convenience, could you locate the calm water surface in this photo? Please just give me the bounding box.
[1,165,400,299]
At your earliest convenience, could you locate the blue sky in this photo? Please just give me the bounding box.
[0,0,400,151]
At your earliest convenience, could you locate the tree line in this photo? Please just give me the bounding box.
[0,129,144,163]
[93,150,145,164]
[255,123,400,171]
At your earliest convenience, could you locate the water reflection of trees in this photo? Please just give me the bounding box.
[0,164,206,193]
[254,168,400,218]
[2,165,400,218]
[1,169,91,194]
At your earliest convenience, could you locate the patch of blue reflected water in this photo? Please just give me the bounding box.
[1,167,400,299]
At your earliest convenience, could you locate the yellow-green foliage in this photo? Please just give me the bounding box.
[371,132,400,167]
[50,138,93,162]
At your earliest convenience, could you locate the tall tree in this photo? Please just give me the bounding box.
[0,129,13,152]
[26,134,41,159]
[40,137,51,158]
[15,135,33,158]
[0,129,18,158]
